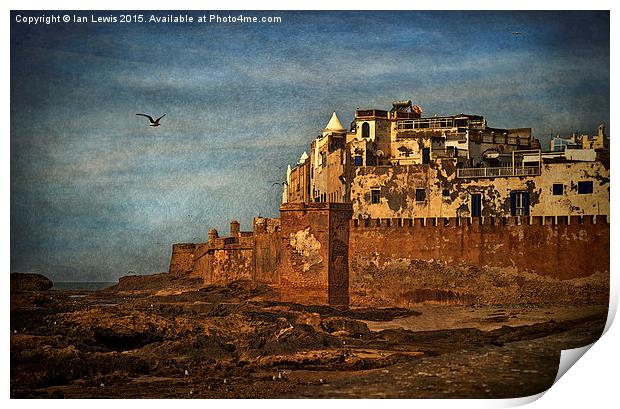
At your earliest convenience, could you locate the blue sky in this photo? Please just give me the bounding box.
[10,11,609,281]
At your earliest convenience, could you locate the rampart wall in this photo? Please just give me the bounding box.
[348,215,610,306]
[194,238,255,285]
[169,209,609,307]
[168,218,281,285]
[254,218,282,283]
[168,243,196,275]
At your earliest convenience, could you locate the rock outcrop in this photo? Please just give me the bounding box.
[11,273,53,292]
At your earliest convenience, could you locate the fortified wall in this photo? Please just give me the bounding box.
[169,218,281,285]
[348,214,609,306]
[169,204,609,307]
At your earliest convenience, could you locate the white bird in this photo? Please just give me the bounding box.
[136,113,166,127]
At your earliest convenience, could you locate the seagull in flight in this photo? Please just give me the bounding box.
[136,113,166,127]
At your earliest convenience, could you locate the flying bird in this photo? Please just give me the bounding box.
[511,31,524,36]
[136,113,166,127]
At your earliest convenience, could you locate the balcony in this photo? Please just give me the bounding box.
[457,165,541,179]
[457,149,542,179]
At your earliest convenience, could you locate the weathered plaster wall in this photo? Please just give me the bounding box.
[391,134,426,164]
[373,118,392,158]
[349,215,610,306]
[350,161,609,219]
[204,246,254,284]
[277,203,329,304]
[192,238,255,285]
[312,139,347,203]
[277,203,352,305]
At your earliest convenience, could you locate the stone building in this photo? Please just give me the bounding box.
[283,100,610,221]
[550,124,608,152]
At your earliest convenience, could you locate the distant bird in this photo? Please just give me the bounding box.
[511,32,524,36]
[136,113,166,127]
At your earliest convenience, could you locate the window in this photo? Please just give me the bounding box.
[442,189,450,197]
[371,189,380,204]
[578,181,593,194]
[361,122,370,138]
[354,155,363,166]
[471,193,482,217]
[552,183,564,195]
[510,191,530,216]
[422,148,430,164]
[320,152,327,167]
[415,188,426,202]
[455,118,468,127]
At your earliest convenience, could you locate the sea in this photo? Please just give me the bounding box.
[52,282,116,291]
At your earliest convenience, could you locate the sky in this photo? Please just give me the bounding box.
[10,10,609,282]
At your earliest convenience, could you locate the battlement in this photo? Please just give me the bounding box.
[280,202,354,212]
[253,217,281,235]
[169,205,609,306]
[351,214,609,229]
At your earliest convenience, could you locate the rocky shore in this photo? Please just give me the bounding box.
[10,272,607,398]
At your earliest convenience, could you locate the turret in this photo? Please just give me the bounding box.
[322,112,346,137]
[230,220,240,238]
[207,228,219,244]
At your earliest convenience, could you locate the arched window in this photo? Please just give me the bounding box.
[361,122,370,138]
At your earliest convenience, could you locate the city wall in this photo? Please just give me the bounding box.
[168,218,281,285]
[169,207,609,307]
[193,237,255,284]
[348,215,609,306]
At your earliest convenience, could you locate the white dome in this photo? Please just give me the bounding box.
[298,151,309,164]
[324,112,344,131]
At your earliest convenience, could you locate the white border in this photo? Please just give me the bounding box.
[3,1,617,408]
